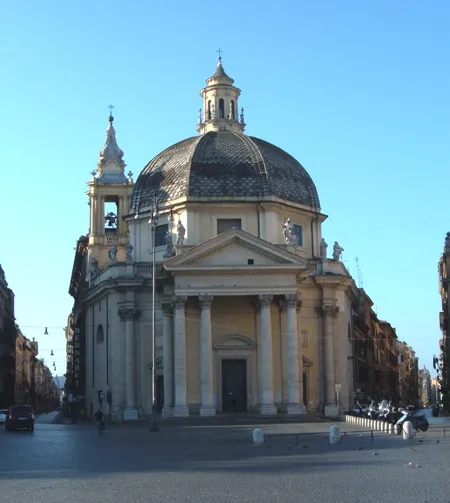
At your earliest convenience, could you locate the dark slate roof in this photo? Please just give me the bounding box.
[131,131,320,210]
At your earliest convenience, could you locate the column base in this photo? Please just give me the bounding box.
[199,405,216,417]
[260,404,277,416]
[173,405,190,417]
[287,404,307,415]
[123,407,139,421]
[162,406,173,418]
[324,404,340,417]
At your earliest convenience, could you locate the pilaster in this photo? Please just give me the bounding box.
[118,306,141,420]
[317,302,339,417]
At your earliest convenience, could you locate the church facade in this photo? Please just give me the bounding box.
[76,58,359,421]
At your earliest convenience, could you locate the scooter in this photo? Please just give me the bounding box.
[395,408,429,433]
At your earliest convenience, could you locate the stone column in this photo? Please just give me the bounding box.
[173,296,189,417]
[199,294,215,416]
[320,303,339,416]
[258,294,277,415]
[162,303,174,418]
[89,196,95,235]
[119,307,139,420]
[284,294,306,414]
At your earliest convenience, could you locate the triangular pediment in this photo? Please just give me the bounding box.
[164,228,308,270]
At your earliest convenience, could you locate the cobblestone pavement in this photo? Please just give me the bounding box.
[1,420,450,503]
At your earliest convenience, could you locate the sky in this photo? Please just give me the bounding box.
[1,1,448,378]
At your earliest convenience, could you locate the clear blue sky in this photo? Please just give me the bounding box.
[1,1,448,377]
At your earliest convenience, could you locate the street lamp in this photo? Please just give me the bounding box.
[149,195,159,432]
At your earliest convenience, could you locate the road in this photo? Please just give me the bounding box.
[1,411,450,503]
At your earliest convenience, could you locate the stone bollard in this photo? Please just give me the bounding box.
[395,423,400,435]
[253,428,264,446]
[402,421,414,440]
[388,423,393,435]
[383,422,387,433]
[329,425,340,445]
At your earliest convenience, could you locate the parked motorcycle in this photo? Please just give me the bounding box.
[395,407,429,433]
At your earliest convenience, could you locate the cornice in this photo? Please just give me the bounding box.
[84,276,146,305]
[170,268,302,277]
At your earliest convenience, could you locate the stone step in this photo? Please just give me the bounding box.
[158,413,330,426]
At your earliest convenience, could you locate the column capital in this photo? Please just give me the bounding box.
[162,302,174,315]
[316,303,339,317]
[118,307,140,321]
[280,293,302,312]
[199,294,213,309]
[173,295,188,309]
[258,294,273,307]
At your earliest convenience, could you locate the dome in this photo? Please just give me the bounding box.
[131,130,320,210]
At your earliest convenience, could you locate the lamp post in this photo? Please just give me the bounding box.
[149,196,160,432]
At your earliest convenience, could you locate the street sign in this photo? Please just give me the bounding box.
[335,384,341,392]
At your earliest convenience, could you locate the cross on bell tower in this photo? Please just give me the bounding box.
[86,107,134,268]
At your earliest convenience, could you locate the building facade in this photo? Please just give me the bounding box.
[0,265,17,408]
[438,232,450,410]
[70,58,418,422]
[418,366,432,406]
[14,330,35,405]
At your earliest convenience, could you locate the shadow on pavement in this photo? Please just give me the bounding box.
[0,421,435,480]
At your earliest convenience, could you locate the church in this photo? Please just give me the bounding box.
[70,56,359,421]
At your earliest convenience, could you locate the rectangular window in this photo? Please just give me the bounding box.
[217,218,242,235]
[154,224,168,247]
[292,224,303,246]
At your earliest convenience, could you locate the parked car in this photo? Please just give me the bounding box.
[0,409,7,424]
[5,405,35,432]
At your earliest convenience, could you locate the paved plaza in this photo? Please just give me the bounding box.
[1,411,450,503]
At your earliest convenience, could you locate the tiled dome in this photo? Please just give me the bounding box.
[131,130,320,210]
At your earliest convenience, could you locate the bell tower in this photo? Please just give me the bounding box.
[86,108,134,267]
[197,52,246,134]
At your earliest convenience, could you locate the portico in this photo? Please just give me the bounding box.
[162,227,310,416]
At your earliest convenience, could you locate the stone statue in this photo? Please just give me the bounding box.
[320,238,328,259]
[332,241,344,261]
[163,231,174,258]
[108,245,118,264]
[125,243,133,262]
[281,218,297,246]
[176,220,186,246]
[445,232,450,251]
[89,257,99,280]
[211,103,216,120]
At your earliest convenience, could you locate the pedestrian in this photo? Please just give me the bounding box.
[94,408,105,433]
